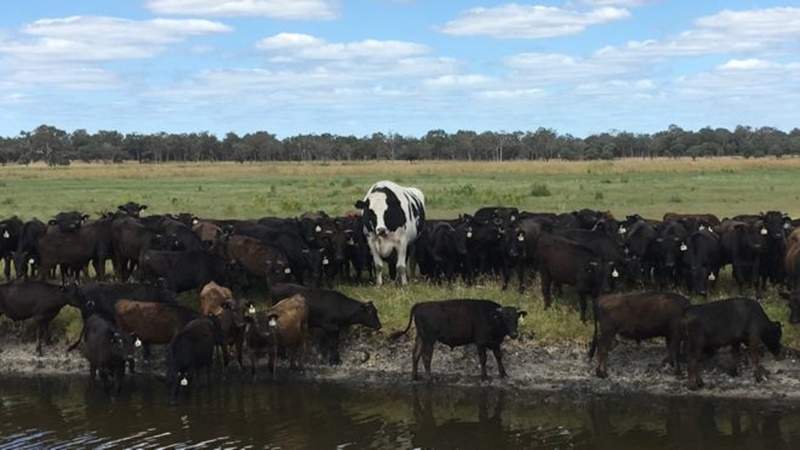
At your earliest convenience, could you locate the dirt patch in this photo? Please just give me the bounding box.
[3,332,800,402]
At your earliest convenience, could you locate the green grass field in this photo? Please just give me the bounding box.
[1,158,799,348]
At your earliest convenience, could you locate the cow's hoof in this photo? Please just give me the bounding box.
[754,367,768,383]
[595,369,608,379]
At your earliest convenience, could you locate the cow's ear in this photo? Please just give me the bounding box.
[779,292,791,300]
[81,214,90,221]
[117,205,126,212]
[48,219,57,225]
[140,205,148,211]
[354,200,369,209]
[518,311,528,318]
[774,321,783,330]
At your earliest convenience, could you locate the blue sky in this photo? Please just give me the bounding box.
[1,1,799,137]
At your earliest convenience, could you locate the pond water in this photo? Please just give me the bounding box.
[1,375,798,449]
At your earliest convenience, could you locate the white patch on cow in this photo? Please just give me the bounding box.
[699,225,706,231]
[510,215,516,222]
[612,269,619,278]
[708,226,714,233]
[180,377,188,386]
[322,258,329,265]
[268,318,277,327]
[315,225,322,233]
[785,223,792,230]
[284,267,292,274]
[134,338,142,348]
[517,235,525,242]
[2,231,8,239]
[467,231,473,238]
[192,219,199,225]
[618,227,627,235]
[761,228,768,235]
[680,244,688,251]
[248,305,256,315]
[347,238,355,245]
[519,316,525,324]
[28,258,35,265]
[708,273,716,281]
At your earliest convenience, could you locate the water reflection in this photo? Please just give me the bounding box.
[0,376,799,449]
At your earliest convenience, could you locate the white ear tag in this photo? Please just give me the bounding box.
[322,258,329,265]
[699,225,706,231]
[248,305,256,315]
[192,219,199,225]
[785,223,791,230]
[180,377,188,386]
[2,231,8,239]
[348,239,355,245]
[612,269,619,278]
[517,235,525,242]
[268,318,278,327]
[708,273,716,281]
[680,244,688,251]
[761,228,768,235]
[284,267,292,274]
[28,258,35,264]
[618,227,627,235]
[134,338,142,348]
[519,316,525,324]
[466,231,473,238]
[315,225,322,233]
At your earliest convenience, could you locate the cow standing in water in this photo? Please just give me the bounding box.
[355,181,425,286]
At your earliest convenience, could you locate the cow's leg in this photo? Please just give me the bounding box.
[2,256,10,279]
[668,328,682,375]
[491,345,506,378]
[541,271,552,309]
[578,294,588,323]
[596,330,613,379]
[517,261,526,293]
[327,330,341,365]
[412,337,423,381]
[396,243,409,286]
[478,346,489,381]
[422,341,434,381]
[372,253,385,287]
[35,320,45,356]
[747,337,767,382]
[89,363,97,384]
[686,334,704,390]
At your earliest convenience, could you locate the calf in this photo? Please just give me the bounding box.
[1,216,23,279]
[390,299,526,381]
[11,219,46,279]
[682,298,782,390]
[244,295,309,377]
[536,233,605,322]
[588,292,690,378]
[166,316,222,404]
[200,281,245,367]
[81,314,133,393]
[269,283,381,365]
[0,280,75,355]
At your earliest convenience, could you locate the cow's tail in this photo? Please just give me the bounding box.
[587,299,600,360]
[66,324,86,353]
[389,304,419,340]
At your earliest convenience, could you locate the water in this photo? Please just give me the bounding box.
[1,375,799,449]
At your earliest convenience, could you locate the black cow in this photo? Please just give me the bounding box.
[11,219,46,279]
[341,215,372,283]
[653,220,689,289]
[138,249,230,292]
[390,299,526,381]
[1,216,23,279]
[536,233,605,322]
[418,222,470,283]
[269,283,381,365]
[117,202,147,218]
[557,228,625,292]
[719,220,762,295]
[589,292,690,378]
[618,216,658,286]
[506,218,545,293]
[49,211,90,233]
[682,229,722,296]
[473,207,519,228]
[81,314,133,393]
[756,211,791,289]
[0,280,76,355]
[464,217,507,283]
[38,216,113,282]
[682,298,782,390]
[166,316,222,404]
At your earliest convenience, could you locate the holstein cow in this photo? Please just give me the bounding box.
[355,181,425,286]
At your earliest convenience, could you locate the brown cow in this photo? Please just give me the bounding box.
[244,294,308,377]
[192,221,222,244]
[785,228,800,290]
[220,234,291,281]
[114,300,198,348]
[199,281,244,367]
[588,292,691,379]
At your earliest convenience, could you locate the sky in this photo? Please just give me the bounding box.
[0,0,799,138]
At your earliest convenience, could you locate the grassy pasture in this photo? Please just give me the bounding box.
[1,157,799,348]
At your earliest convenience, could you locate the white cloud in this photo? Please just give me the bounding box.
[718,58,775,71]
[423,74,492,88]
[439,4,630,39]
[474,88,545,100]
[0,16,231,62]
[256,33,429,61]
[146,0,337,20]
[578,0,646,6]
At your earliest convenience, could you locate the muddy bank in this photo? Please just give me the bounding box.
[3,333,800,402]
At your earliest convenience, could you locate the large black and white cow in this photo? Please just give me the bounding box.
[355,181,425,286]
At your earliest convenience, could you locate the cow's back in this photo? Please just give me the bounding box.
[413,299,496,347]
[115,299,194,344]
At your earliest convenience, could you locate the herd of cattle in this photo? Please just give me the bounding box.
[1,180,800,401]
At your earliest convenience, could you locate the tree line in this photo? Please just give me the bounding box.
[1,124,799,166]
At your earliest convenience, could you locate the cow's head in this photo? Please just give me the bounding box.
[117,202,147,218]
[761,320,783,357]
[780,291,800,324]
[355,187,406,237]
[760,211,791,241]
[354,300,381,330]
[265,250,293,282]
[495,307,527,339]
[10,250,34,279]
[49,211,89,232]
